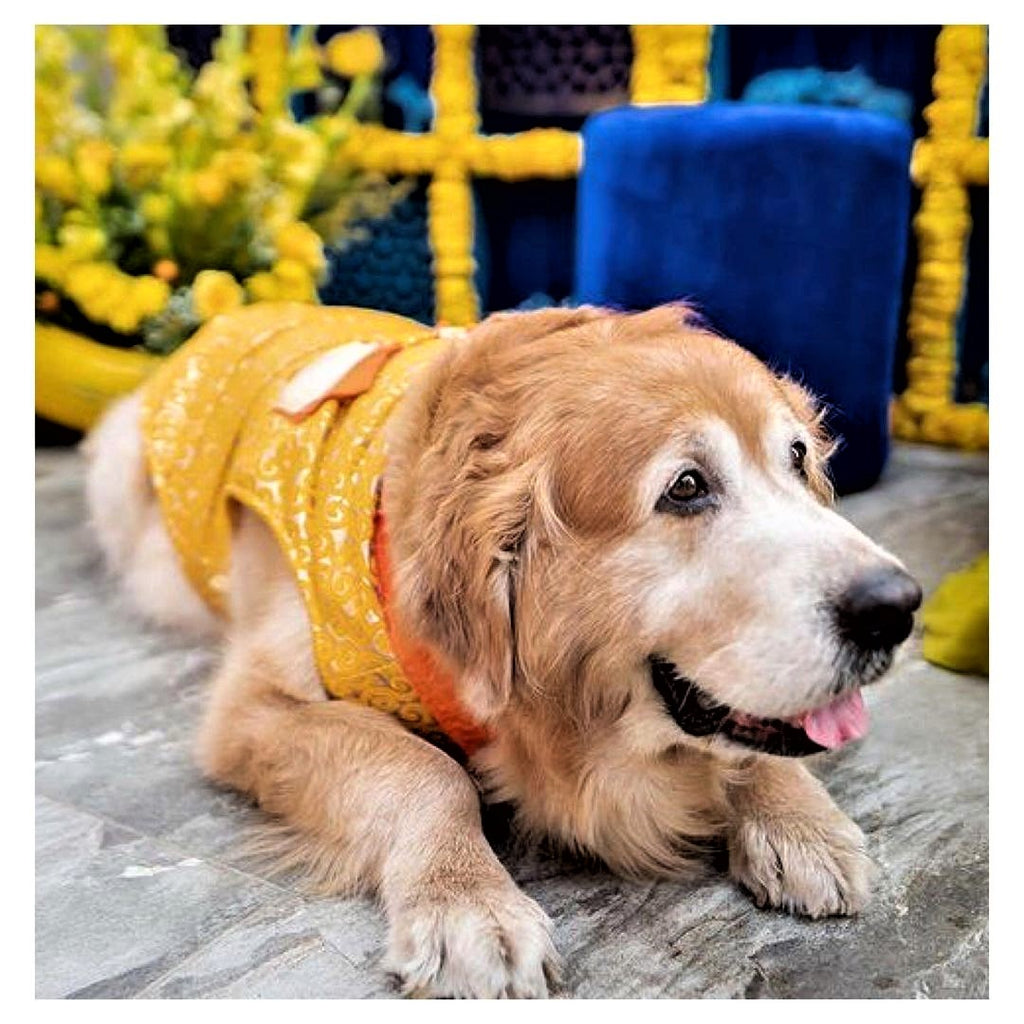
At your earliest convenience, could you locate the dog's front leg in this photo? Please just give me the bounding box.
[725,757,875,918]
[198,651,558,998]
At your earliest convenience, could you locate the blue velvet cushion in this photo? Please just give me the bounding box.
[575,103,912,493]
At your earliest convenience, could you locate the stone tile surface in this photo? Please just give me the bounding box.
[36,795,293,998]
[35,443,988,998]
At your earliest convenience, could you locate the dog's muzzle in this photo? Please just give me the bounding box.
[648,656,829,757]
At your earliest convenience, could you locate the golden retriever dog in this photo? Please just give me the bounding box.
[85,304,921,998]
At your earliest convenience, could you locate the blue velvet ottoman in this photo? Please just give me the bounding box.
[575,103,913,493]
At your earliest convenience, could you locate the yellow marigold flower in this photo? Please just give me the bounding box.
[268,122,325,191]
[113,304,151,334]
[65,263,136,329]
[57,223,107,261]
[141,192,173,225]
[154,51,180,79]
[64,262,116,304]
[212,149,261,187]
[35,26,72,71]
[107,25,142,60]
[250,25,289,114]
[35,244,75,286]
[119,141,174,190]
[36,155,79,203]
[192,168,230,206]
[273,257,310,283]
[74,139,115,197]
[99,285,138,330]
[261,192,301,234]
[133,275,172,318]
[324,28,385,79]
[109,304,143,336]
[192,270,244,320]
[274,221,326,276]
[272,257,318,301]
[61,208,91,227]
[244,271,281,303]
[193,61,251,138]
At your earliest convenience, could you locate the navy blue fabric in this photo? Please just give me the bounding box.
[575,103,912,493]
[475,179,578,314]
[725,26,940,138]
[960,185,989,404]
[319,180,435,324]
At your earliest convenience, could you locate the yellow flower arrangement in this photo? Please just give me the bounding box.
[289,29,324,91]
[57,223,108,261]
[36,25,400,354]
[61,261,171,335]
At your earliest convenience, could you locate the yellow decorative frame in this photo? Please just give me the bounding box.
[331,25,712,326]
[337,26,584,325]
[37,26,988,445]
[335,25,988,450]
[44,26,982,443]
[892,25,989,449]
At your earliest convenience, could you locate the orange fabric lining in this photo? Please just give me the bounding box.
[372,505,493,756]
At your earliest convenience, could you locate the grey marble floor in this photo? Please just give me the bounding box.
[36,442,989,999]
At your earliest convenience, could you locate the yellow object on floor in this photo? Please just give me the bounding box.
[922,553,989,675]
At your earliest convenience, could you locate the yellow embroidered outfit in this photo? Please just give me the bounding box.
[140,302,450,734]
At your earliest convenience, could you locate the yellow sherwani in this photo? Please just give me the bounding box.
[140,302,451,735]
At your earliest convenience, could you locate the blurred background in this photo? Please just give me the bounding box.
[34,28,991,998]
[35,25,989,493]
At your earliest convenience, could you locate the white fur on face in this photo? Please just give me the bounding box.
[608,417,905,720]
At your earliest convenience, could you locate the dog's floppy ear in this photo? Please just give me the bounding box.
[398,461,540,721]
[386,308,590,720]
[776,375,836,504]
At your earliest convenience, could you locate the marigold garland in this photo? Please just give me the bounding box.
[893,25,989,450]
[340,26,582,325]
[630,26,712,103]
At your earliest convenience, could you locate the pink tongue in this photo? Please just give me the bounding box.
[798,690,869,749]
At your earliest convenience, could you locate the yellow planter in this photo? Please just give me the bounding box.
[35,323,162,433]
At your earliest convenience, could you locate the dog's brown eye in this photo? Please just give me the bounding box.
[791,440,808,479]
[657,470,715,515]
[669,471,704,501]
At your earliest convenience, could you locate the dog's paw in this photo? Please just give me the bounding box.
[729,810,875,919]
[385,884,560,998]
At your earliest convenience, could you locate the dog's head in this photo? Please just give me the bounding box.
[384,306,920,765]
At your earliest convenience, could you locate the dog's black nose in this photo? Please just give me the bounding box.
[835,567,923,650]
